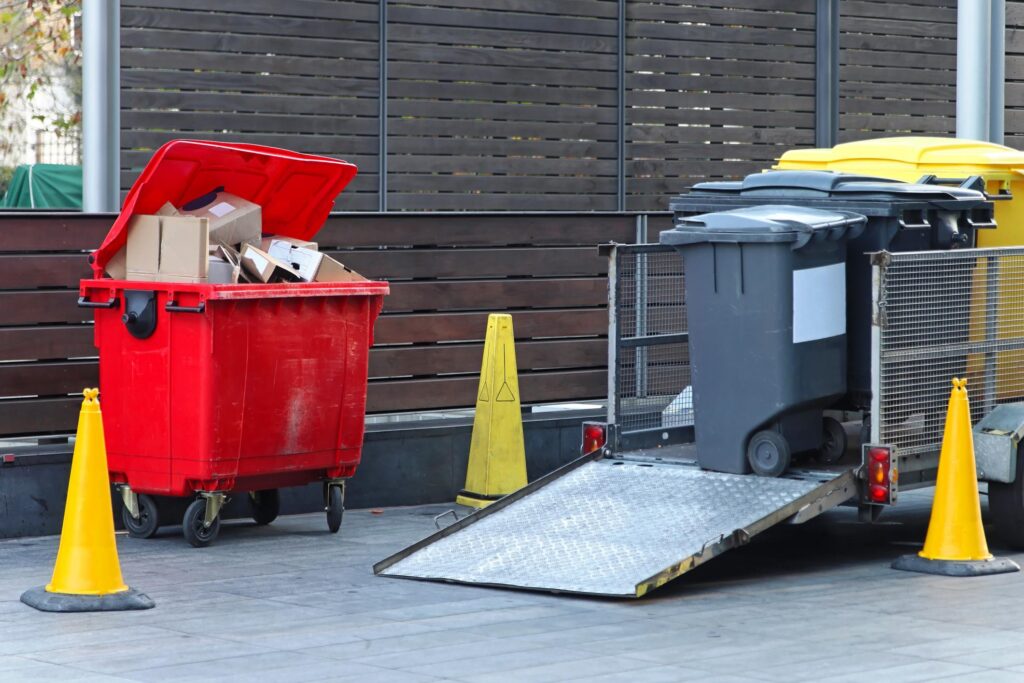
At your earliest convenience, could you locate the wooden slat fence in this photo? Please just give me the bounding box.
[0,211,672,439]
[119,0,964,214]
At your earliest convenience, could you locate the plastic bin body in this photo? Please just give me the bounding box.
[660,205,866,474]
[81,140,388,497]
[670,171,991,409]
[776,136,1024,248]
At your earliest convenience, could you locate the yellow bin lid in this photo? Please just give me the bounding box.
[776,137,1024,180]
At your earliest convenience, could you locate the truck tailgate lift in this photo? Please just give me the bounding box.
[374,454,857,598]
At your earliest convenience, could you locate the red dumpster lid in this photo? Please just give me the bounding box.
[91,139,357,277]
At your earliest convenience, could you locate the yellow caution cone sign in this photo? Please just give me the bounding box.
[21,389,154,612]
[893,378,1019,576]
[457,314,527,508]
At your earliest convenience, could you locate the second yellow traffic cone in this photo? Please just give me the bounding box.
[456,314,527,508]
[892,378,1019,576]
[21,389,155,612]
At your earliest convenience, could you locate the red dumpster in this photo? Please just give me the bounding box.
[79,140,388,546]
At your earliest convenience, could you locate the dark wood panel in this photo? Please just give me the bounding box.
[385,279,606,312]
[0,292,88,326]
[387,5,616,38]
[373,308,608,345]
[122,110,378,137]
[0,361,98,398]
[369,338,607,377]
[385,193,619,212]
[0,397,80,437]
[316,214,636,247]
[121,27,378,60]
[121,7,379,41]
[0,254,91,289]
[366,369,606,412]
[0,214,112,251]
[123,0,379,23]
[121,49,379,80]
[331,247,606,280]
[0,326,96,362]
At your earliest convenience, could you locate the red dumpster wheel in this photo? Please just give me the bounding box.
[183,498,221,548]
[249,489,280,526]
[326,484,344,533]
[122,493,159,539]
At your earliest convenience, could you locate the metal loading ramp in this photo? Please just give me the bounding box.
[374,456,856,598]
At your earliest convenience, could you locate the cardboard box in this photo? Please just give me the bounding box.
[154,273,207,284]
[266,243,324,281]
[125,214,162,278]
[207,256,238,284]
[261,236,317,252]
[179,190,261,249]
[239,244,301,283]
[105,247,127,280]
[314,253,368,283]
[158,216,209,280]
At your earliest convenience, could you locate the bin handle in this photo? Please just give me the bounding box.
[78,295,119,309]
[165,300,206,314]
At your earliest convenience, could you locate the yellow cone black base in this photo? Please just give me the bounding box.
[892,554,1020,577]
[21,586,155,613]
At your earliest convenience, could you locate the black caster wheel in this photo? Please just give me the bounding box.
[818,417,848,465]
[746,430,791,477]
[326,484,344,534]
[122,493,159,539]
[183,498,220,548]
[249,489,280,526]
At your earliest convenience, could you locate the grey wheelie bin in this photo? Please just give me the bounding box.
[671,171,993,411]
[660,205,866,476]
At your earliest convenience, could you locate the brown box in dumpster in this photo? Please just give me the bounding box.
[125,214,162,279]
[239,244,301,283]
[315,253,367,283]
[157,216,209,281]
[178,190,261,249]
[260,236,317,252]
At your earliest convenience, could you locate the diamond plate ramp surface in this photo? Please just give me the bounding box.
[376,459,844,598]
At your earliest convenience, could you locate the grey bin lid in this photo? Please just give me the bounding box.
[679,170,987,208]
[660,204,867,250]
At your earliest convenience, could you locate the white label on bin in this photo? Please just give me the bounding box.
[792,262,845,344]
[208,201,236,218]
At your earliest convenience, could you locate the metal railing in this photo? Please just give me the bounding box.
[872,247,1024,456]
[608,243,690,441]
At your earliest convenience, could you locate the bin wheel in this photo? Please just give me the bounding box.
[249,489,280,526]
[326,485,344,534]
[747,430,791,477]
[122,493,159,539]
[989,448,1024,549]
[183,498,220,548]
[818,417,848,464]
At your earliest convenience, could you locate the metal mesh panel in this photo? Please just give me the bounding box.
[875,248,1024,456]
[613,245,691,434]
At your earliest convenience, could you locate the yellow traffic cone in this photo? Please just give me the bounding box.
[893,378,1019,576]
[456,314,527,508]
[21,389,154,612]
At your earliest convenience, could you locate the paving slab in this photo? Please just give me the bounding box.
[2,491,1024,682]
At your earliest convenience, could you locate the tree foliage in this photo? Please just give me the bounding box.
[0,1,81,166]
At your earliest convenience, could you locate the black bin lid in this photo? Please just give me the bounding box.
[660,204,867,250]
[673,170,988,213]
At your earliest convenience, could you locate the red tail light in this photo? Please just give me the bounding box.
[863,445,897,505]
[582,422,607,455]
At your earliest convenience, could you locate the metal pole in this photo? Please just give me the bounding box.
[957,0,992,140]
[82,0,120,212]
[616,0,625,211]
[378,0,388,212]
[990,0,1006,144]
[814,0,839,148]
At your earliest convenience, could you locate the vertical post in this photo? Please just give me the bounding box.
[378,0,388,212]
[957,0,992,140]
[814,0,839,148]
[616,0,626,211]
[82,0,120,212]
[990,0,1006,144]
[983,255,999,416]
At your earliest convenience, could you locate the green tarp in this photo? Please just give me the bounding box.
[0,164,82,209]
